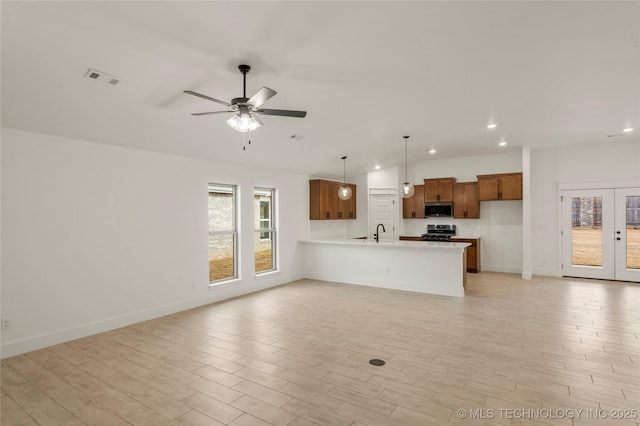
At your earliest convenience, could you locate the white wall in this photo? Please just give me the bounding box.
[1,128,310,357]
[402,151,524,273]
[530,138,640,276]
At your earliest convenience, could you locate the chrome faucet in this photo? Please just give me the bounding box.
[375,223,386,243]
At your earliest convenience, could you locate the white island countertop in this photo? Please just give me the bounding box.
[300,237,470,297]
[302,237,469,251]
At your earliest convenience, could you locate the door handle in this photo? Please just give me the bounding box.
[616,237,621,241]
[616,231,621,234]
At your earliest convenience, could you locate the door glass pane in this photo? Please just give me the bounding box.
[209,234,235,281]
[626,196,640,269]
[571,196,603,267]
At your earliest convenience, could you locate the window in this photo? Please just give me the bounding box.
[255,187,276,274]
[208,184,237,283]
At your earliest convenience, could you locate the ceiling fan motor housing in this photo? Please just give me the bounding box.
[231,97,249,106]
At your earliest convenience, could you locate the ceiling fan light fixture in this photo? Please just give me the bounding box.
[338,156,352,201]
[227,109,262,133]
[400,136,415,199]
[185,64,306,132]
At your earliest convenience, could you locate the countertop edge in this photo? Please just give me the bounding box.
[300,238,470,251]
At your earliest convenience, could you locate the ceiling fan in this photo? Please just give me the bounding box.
[184,64,307,133]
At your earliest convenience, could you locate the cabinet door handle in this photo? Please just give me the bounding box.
[326,211,330,218]
[498,191,502,199]
[412,212,415,218]
[338,212,343,218]
[349,212,354,218]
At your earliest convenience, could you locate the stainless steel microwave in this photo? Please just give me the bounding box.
[424,202,453,217]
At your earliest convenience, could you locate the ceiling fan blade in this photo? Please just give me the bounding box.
[256,108,307,118]
[191,111,234,116]
[183,90,231,107]
[248,87,277,108]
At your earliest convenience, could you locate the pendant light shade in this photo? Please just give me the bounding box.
[338,156,352,200]
[401,136,415,199]
[401,181,415,198]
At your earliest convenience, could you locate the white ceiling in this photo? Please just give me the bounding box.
[2,1,638,180]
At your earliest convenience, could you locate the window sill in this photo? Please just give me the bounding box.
[208,278,241,289]
[255,270,278,278]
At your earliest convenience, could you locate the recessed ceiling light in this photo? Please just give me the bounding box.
[623,127,634,132]
[487,123,497,129]
[374,165,381,170]
[498,141,507,146]
[429,148,437,154]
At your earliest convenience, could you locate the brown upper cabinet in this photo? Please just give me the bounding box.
[402,184,425,219]
[453,182,480,218]
[309,179,356,220]
[477,172,522,201]
[424,177,456,202]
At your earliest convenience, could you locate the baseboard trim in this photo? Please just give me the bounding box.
[303,272,464,298]
[1,272,302,359]
[532,268,562,277]
[481,265,523,274]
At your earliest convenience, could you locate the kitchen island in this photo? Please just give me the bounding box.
[301,238,470,297]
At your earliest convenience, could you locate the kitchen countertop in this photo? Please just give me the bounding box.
[302,237,470,251]
[401,234,481,239]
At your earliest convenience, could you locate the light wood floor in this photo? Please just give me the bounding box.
[2,273,639,426]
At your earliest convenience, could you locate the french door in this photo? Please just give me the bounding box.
[561,188,640,282]
[615,188,640,282]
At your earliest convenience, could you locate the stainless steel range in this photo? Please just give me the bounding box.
[422,224,456,241]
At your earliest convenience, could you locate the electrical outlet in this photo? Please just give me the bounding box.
[1,317,11,330]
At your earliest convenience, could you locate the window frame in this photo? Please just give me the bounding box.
[208,183,238,284]
[254,187,277,275]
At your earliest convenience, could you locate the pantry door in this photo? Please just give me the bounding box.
[369,194,396,241]
[561,189,615,280]
[614,188,640,282]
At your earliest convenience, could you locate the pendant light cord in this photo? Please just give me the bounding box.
[342,156,347,185]
[404,136,409,182]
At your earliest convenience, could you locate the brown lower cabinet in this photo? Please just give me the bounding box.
[451,238,481,273]
[399,236,481,273]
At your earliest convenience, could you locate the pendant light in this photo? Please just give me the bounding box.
[400,136,415,198]
[338,156,352,200]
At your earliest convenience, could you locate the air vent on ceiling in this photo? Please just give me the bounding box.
[84,68,120,86]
